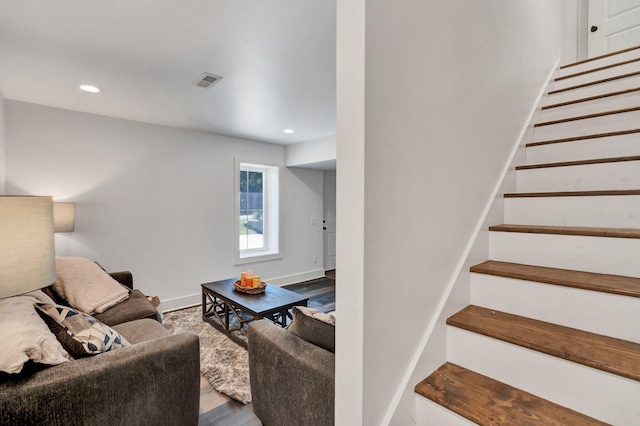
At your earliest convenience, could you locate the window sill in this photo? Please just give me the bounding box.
[235,250,282,265]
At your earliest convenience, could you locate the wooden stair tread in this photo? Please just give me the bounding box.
[470,260,640,298]
[556,57,640,82]
[549,71,640,95]
[560,45,640,70]
[447,306,640,382]
[535,106,640,127]
[489,224,640,239]
[415,362,608,426]
[516,155,640,170]
[542,87,640,110]
[527,128,640,147]
[504,189,640,198]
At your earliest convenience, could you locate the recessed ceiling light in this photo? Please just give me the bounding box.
[283,129,295,134]
[79,85,100,93]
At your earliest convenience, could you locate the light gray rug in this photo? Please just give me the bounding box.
[163,306,251,404]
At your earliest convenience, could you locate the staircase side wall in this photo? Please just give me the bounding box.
[358,1,567,424]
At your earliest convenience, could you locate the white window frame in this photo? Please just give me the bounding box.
[234,158,283,265]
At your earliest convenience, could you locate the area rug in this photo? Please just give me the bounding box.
[163,306,251,404]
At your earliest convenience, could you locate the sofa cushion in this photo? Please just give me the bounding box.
[112,318,170,344]
[287,306,335,353]
[53,256,129,315]
[35,303,130,358]
[93,290,159,327]
[0,291,70,374]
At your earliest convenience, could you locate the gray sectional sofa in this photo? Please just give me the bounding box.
[0,271,201,426]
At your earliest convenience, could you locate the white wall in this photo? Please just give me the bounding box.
[336,1,567,424]
[286,135,336,170]
[0,90,5,195]
[5,101,324,310]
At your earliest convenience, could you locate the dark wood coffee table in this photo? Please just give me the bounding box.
[201,278,309,347]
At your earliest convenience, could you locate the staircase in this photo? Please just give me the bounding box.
[414,46,640,425]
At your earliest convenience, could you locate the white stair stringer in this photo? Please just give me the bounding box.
[489,231,640,278]
[556,47,640,78]
[525,132,640,164]
[533,108,640,141]
[503,194,640,228]
[447,327,640,425]
[470,273,640,343]
[540,88,640,122]
[515,159,640,192]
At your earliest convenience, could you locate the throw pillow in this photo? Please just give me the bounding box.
[287,306,336,353]
[0,291,70,374]
[35,303,130,358]
[53,256,129,315]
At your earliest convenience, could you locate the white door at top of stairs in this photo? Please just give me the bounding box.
[588,0,640,57]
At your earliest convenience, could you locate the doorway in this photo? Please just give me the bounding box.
[587,0,640,57]
[323,171,336,272]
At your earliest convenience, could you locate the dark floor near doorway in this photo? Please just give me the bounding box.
[283,276,336,312]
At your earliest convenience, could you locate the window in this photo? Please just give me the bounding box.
[234,160,282,264]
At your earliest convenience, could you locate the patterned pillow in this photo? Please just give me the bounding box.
[35,303,130,358]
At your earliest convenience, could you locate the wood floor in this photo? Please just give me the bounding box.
[198,273,336,425]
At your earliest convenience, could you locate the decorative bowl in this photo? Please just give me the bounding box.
[234,280,266,294]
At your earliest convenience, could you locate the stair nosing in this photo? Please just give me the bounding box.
[488,224,640,239]
[470,260,640,299]
[415,362,609,426]
[516,155,640,170]
[527,128,640,147]
[560,45,640,70]
[542,87,640,110]
[504,189,640,198]
[447,305,640,382]
[548,70,640,95]
[534,106,640,127]
[556,57,640,82]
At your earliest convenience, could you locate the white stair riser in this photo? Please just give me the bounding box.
[526,135,640,164]
[448,327,640,425]
[414,395,476,426]
[503,195,640,228]
[489,231,640,277]
[516,161,640,192]
[534,109,640,141]
[553,60,640,91]
[540,89,640,122]
[558,49,640,78]
[547,73,640,105]
[471,274,640,343]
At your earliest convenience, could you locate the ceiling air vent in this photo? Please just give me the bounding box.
[192,72,223,89]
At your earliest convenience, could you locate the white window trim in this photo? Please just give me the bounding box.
[234,158,283,265]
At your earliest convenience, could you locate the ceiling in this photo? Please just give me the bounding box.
[0,0,336,145]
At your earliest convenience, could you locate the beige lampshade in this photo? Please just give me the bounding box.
[0,196,56,298]
[54,202,76,233]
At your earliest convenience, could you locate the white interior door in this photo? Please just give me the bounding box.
[588,0,640,57]
[323,171,336,271]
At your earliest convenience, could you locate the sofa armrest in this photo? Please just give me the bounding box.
[0,333,200,426]
[248,319,335,426]
[109,270,133,290]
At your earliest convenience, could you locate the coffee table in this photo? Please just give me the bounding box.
[201,278,309,347]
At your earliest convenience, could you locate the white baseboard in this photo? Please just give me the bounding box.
[160,268,326,313]
[266,269,326,286]
[161,293,201,313]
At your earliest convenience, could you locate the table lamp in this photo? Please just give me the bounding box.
[0,196,56,298]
